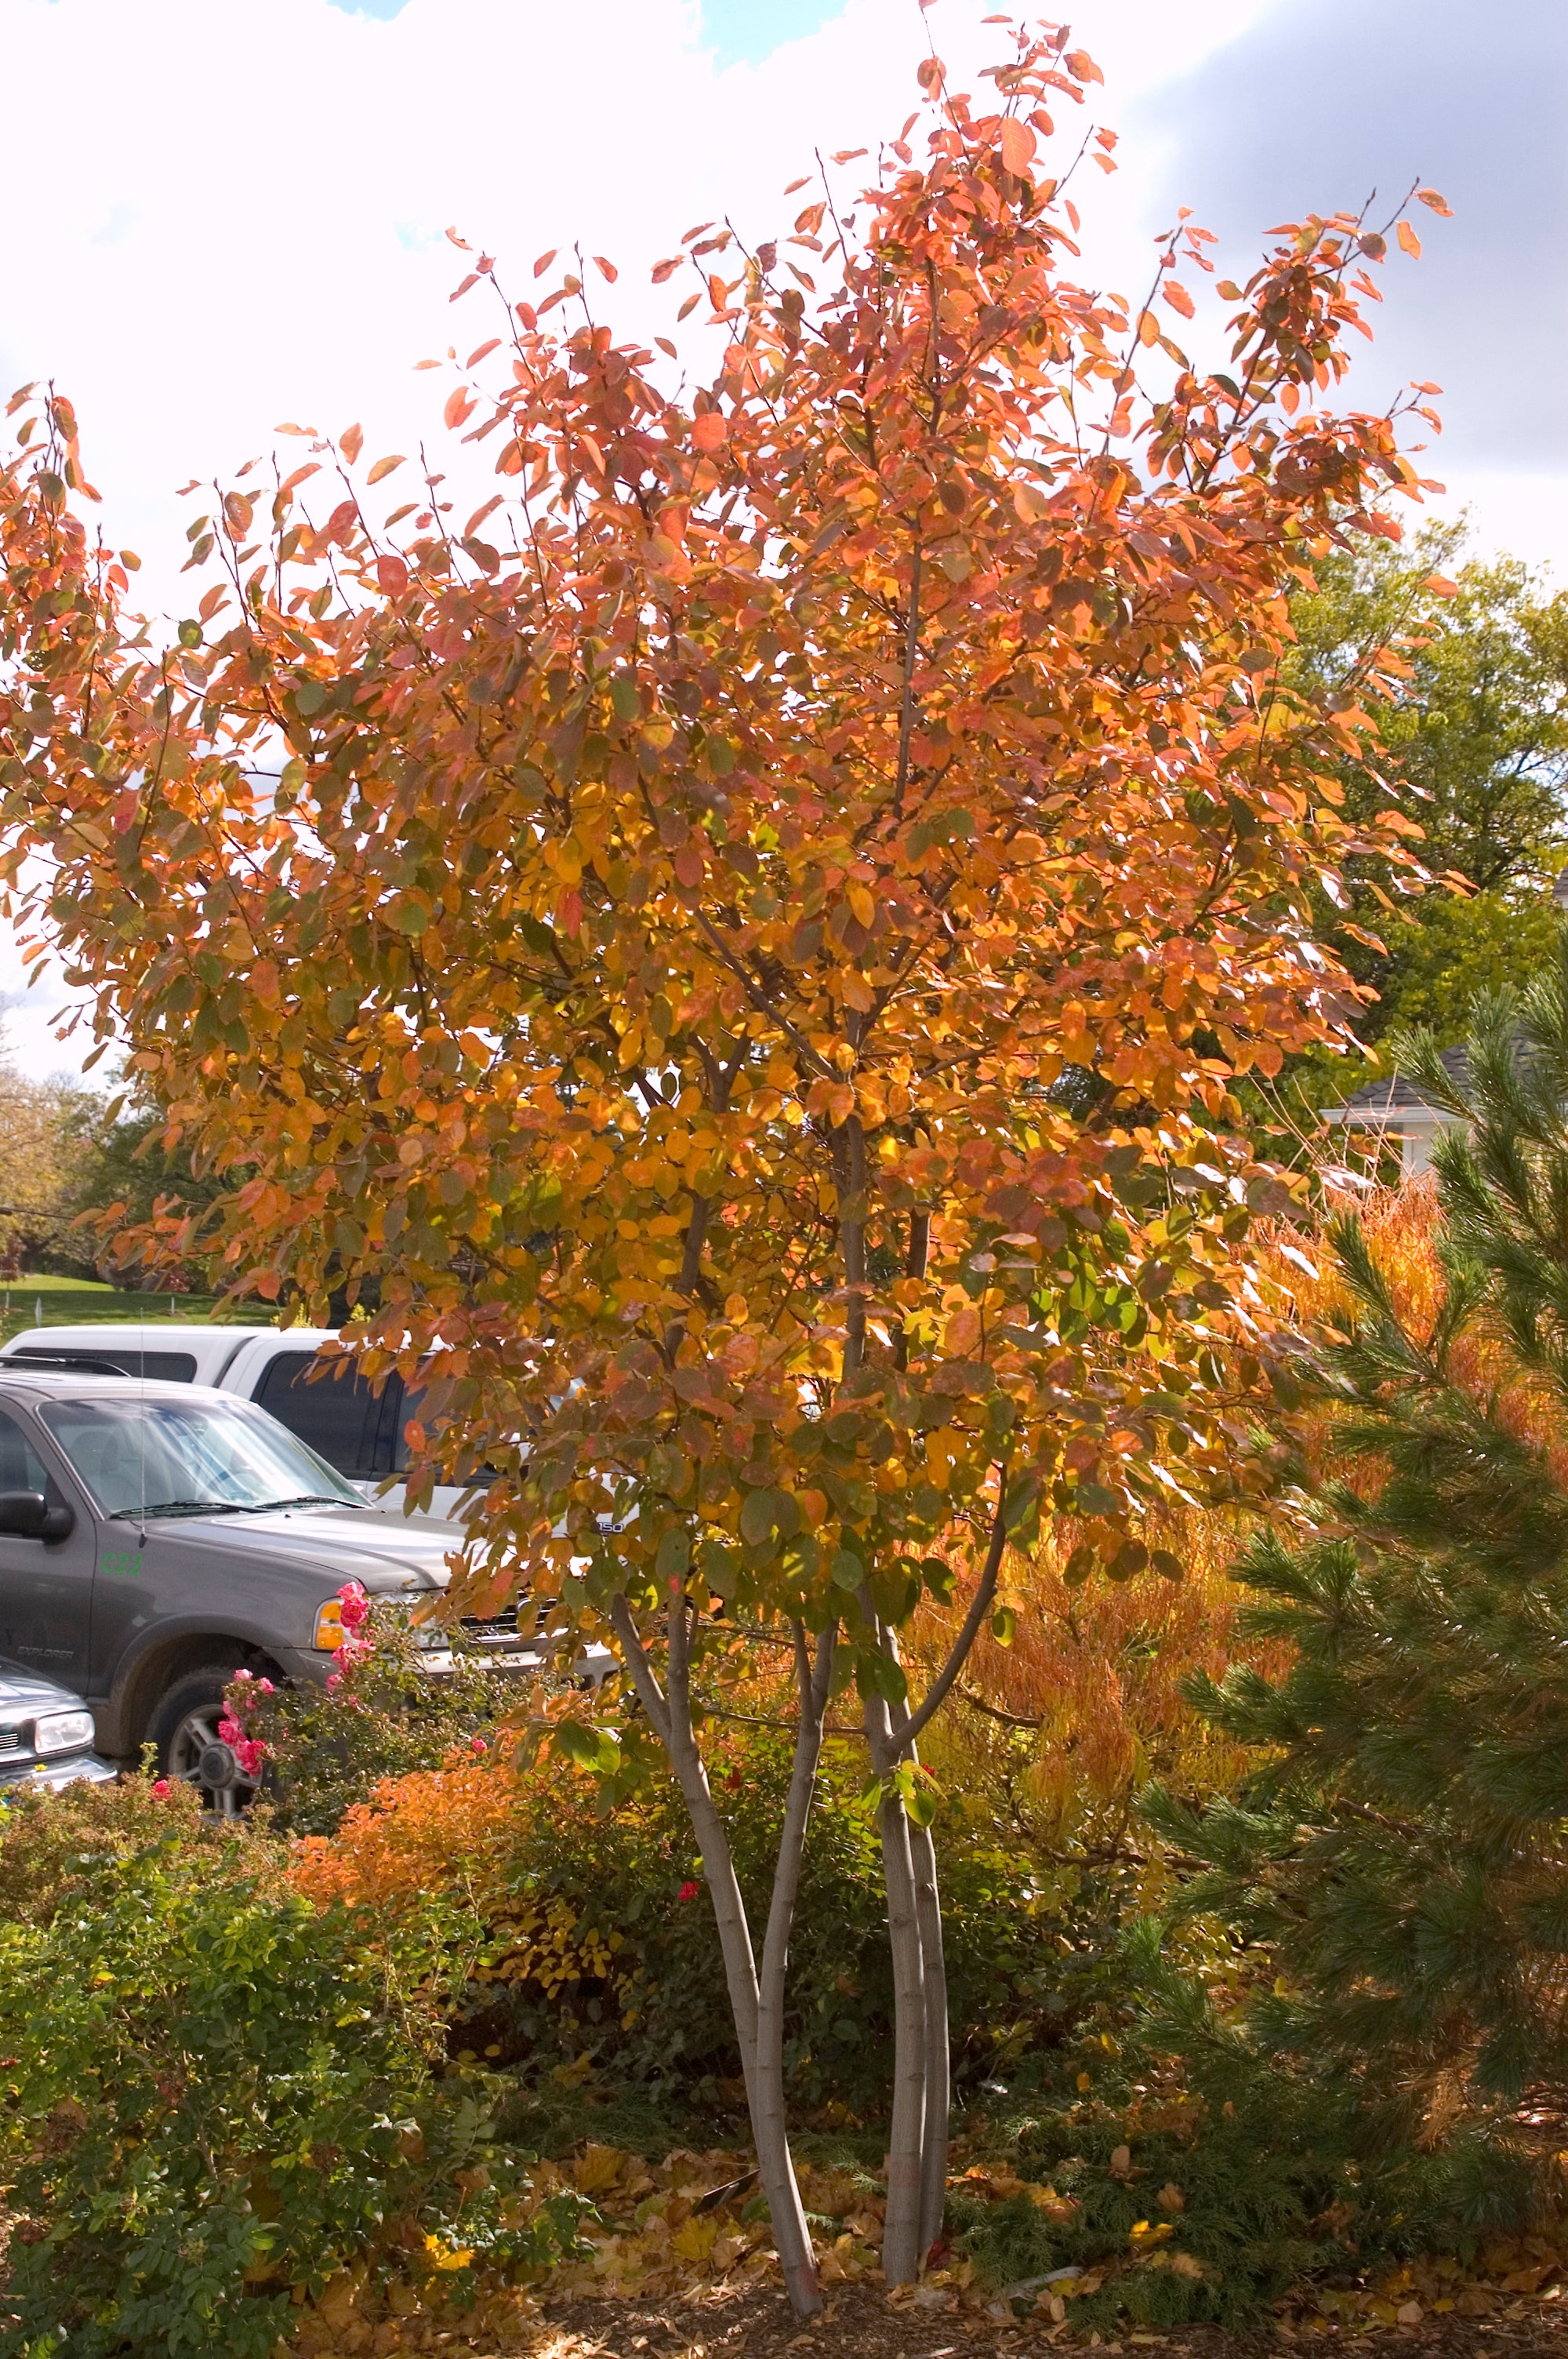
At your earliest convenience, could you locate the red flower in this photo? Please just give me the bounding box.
[678,1879,701,1903]
[150,1779,171,1799]
[216,1714,242,1746]
[337,1580,371,1630]
[469,1736,488,1755]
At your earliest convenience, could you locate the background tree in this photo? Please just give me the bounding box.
[0,26,1437,2310]
[54,1089,230,1288]
[0,1067,68,1277]
[1149,957,1568,2127]
[1265,532,1568,1136]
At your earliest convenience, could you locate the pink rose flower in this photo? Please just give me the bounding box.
[256,1678,274,1696]
[232,1668,252,1681]
[234,1739,267,1779]
[337,1581,371,1630]
[216,1715,242,1746]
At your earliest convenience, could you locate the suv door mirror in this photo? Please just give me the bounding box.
[0,1491,74,1542]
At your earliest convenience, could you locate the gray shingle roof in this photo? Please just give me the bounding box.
[1328,1045,1471,1122]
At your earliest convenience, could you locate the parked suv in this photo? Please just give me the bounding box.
[0,1323,474,1518]
[0,1366,527,1809]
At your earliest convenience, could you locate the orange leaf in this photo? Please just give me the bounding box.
[366,455,405,485]
[376,555,409,594]
[1417,187,1453,216]
[592,255,618,284]
[340,423,364,464]
[444,388,477,431]
[1163,278,1195,319]
[691,413,728,453]
[1396,220,1421,259]
[999,118,1036,176]
[1064,47,1103,82]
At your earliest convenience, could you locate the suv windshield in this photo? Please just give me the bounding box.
[38,1394,365,1520]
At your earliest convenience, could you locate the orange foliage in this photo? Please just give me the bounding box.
[913,1503,1292,1845]
[289,1755,521,1913]
[1265,1177,1568,1493]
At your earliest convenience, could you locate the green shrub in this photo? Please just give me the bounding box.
[948,1920,1539,2332]
[0,1785,578,2359]
[311,1729,1112,2115]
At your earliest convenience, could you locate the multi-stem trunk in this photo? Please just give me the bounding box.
[610,1594,833,2320]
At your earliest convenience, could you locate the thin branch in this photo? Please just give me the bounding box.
[890,1479,1011,1755]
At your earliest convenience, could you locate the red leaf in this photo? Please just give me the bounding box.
[592,255,618,284]
[376,555,409,594]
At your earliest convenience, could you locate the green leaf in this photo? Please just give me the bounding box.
[740,1488,798,1548]
[990,1605,1017,1648]
[655,1528,691,1582]
[829,1547,866,1590]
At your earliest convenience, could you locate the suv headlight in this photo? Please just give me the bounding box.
[32,1710,96,1757]
[314,1598,347,1651]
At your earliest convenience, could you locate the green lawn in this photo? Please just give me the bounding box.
[0,1280,275,1347]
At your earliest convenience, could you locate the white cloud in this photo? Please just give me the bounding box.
[0,0,1553,1078]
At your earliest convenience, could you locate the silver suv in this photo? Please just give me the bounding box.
[0,1368,519,1807]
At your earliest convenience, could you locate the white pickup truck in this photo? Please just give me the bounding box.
[0,1325,476,1521]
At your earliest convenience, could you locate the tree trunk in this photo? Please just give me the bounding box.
[861,1652,928,2286]
[909,1815,950,2259]
[611,1594,824,2318]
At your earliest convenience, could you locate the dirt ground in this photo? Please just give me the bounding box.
[488,2281,1568,2359]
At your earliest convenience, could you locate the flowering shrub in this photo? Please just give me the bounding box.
[0,1779,579,2358]
[227,1590,510,1835]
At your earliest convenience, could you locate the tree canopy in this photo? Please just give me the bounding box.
[1285,530,1568,1063]
[0,21,1444,2306]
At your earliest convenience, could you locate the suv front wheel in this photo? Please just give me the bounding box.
[148,1667,261,1819]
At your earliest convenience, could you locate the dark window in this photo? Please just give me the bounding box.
[251,1352,399,1478]
[0,1409,50,1496]
[9,1347,197,1383]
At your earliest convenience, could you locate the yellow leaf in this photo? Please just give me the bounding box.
[670,2214,719,2263]
[572,2143,631,2195]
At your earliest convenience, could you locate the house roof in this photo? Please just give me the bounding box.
[1323,1045,1471,1126]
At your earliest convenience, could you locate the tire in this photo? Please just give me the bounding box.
[147,1666,260,1819]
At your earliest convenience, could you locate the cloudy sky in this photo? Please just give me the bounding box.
[0,0,1562,1075]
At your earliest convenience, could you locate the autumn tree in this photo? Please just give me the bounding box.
[0,23,1440,2310]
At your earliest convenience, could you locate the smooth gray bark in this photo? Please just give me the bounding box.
[909,1814,950,2257]
[611,1594,825,2317]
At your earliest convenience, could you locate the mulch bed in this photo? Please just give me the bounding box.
[522,2282,1568,2358]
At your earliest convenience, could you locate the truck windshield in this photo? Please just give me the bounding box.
[38,1394,366,1520]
